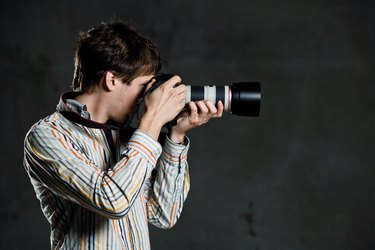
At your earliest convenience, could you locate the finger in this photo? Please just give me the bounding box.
[145,78,156,91]
[164,75,182,88]
[215,100,224,117]
[195,101,209,114]
[204,100,218,114]
[178,95,186,106]
[175,85,186,104]
[175,84,186,96]
[179,96,187,110]
[188,102,199,122]
[188,102,198,115]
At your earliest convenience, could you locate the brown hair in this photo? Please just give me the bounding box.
[71,21,161,92]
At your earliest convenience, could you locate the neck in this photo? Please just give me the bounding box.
[75,91,109,124]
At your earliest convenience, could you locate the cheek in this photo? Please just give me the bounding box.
[130,88,142,102]
[122,88,141,109]
[131,87,145,103]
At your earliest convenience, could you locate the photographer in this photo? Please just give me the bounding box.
[23,21,223,249]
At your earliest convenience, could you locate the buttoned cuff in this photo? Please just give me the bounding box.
[162,135,190,165]
[126,129,162,166]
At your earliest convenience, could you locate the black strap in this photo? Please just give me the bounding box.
[59,110,121,130]
[103,127,117,161]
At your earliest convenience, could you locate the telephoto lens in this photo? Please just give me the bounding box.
[186,82,261,116]
[152,74,261,117]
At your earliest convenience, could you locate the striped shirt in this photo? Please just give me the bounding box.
[23,93,190,249]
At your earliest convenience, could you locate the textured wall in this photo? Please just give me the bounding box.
[1,0,374,249]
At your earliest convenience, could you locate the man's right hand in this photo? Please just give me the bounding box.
[139,75,186,140]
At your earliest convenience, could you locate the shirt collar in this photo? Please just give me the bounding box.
[56,92,122,130]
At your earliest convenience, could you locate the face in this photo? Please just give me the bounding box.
[108,74,154,124]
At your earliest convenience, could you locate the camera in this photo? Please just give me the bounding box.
[152,74,261,117]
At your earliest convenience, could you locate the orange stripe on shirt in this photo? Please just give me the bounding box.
[169,203,176,229]
[129,140,153,158]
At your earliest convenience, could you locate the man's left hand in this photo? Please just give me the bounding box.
[169,100,224,144]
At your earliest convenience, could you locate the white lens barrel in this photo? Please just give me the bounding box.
[185,85,231,112]
[204,85,216,105]
[224,85,231,111]
[186,85,192,103]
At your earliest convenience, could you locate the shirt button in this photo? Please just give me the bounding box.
[169,167,177,175]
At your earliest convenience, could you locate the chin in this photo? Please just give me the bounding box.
[110,110,131,124]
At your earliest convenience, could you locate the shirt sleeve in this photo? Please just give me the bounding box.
[143,135,190,229]
[24,123,162,219]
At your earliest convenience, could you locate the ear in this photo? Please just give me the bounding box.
[103,71,117,91]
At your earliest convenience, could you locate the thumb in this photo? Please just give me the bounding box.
[142,78,156,97]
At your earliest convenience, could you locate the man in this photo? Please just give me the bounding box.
[23,21,223,249]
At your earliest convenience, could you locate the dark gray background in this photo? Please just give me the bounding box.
[1,0,374,249]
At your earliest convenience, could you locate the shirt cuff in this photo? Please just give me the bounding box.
[162,135,190,165]
[126,129,162,166]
